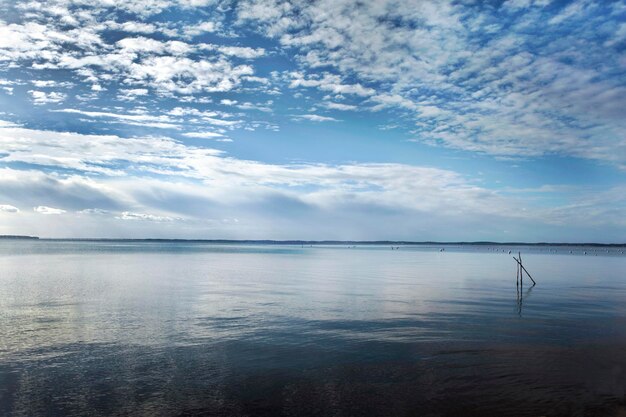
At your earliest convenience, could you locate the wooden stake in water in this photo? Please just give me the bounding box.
[513,252,536,286]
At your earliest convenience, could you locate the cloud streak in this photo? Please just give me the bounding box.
[0,123,623,240]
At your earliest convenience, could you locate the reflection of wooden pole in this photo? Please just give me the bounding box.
[517,252,524,285]
[513,255,536,286]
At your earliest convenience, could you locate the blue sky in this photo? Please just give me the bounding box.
[0,0,624,241]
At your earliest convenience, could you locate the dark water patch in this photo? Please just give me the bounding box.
[2,341,625,416]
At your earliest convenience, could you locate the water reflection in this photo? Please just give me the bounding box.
[0,241,625,416]
[516,280,535,317]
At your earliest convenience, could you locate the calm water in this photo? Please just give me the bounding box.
[1,241,625,417]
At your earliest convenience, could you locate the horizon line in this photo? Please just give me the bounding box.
[1,236,625,246]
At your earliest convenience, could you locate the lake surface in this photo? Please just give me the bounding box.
[1,240,625,416]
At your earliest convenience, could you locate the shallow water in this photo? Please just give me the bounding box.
[1,241,625,416]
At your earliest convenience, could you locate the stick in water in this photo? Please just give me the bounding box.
[513,255,536,286]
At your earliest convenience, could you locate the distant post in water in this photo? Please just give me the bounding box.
[513,251,536,286]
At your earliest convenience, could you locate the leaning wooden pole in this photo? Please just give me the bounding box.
[513,255,536,286]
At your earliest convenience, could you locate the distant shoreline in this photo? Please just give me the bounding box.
[1,236,624,247]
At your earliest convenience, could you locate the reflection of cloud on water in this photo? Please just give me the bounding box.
[2,246,626,355]
[1,243,626,415]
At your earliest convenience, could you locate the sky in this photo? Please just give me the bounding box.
[0,0,624,241]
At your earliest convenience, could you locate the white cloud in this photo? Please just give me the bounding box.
[56,106,242,130]
[0,124,623,240]
[3,0,621,172]
[289,72,375,97]
[502,0,551,10]
[108,21,158,34]
[220,99,272,112]
[78,208,111,215]
[116,211,179,222]
[235,0,626,167]
[370,94,420,112]
[118,88,150,101]
[182,131,224,138]
[0,14,262,106]
[32,80,58,87]
[56,108,181,129]
[549,0,591,25]
[28,90,66,105]
[124,56,255,95]
[34,206,66,215]
[0,125,222,176]
[324,102,357,111]
[183,21,219,37]
[0,0,623,240]
[0,120,19,128]
[294,114,339,122]
[167,107,241,126]
[0,204,19,213]
[210,45,266,59]
[235,102,272,112]
[0,124,492,203]
[116,37,193,56]
[605,23,626,47]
